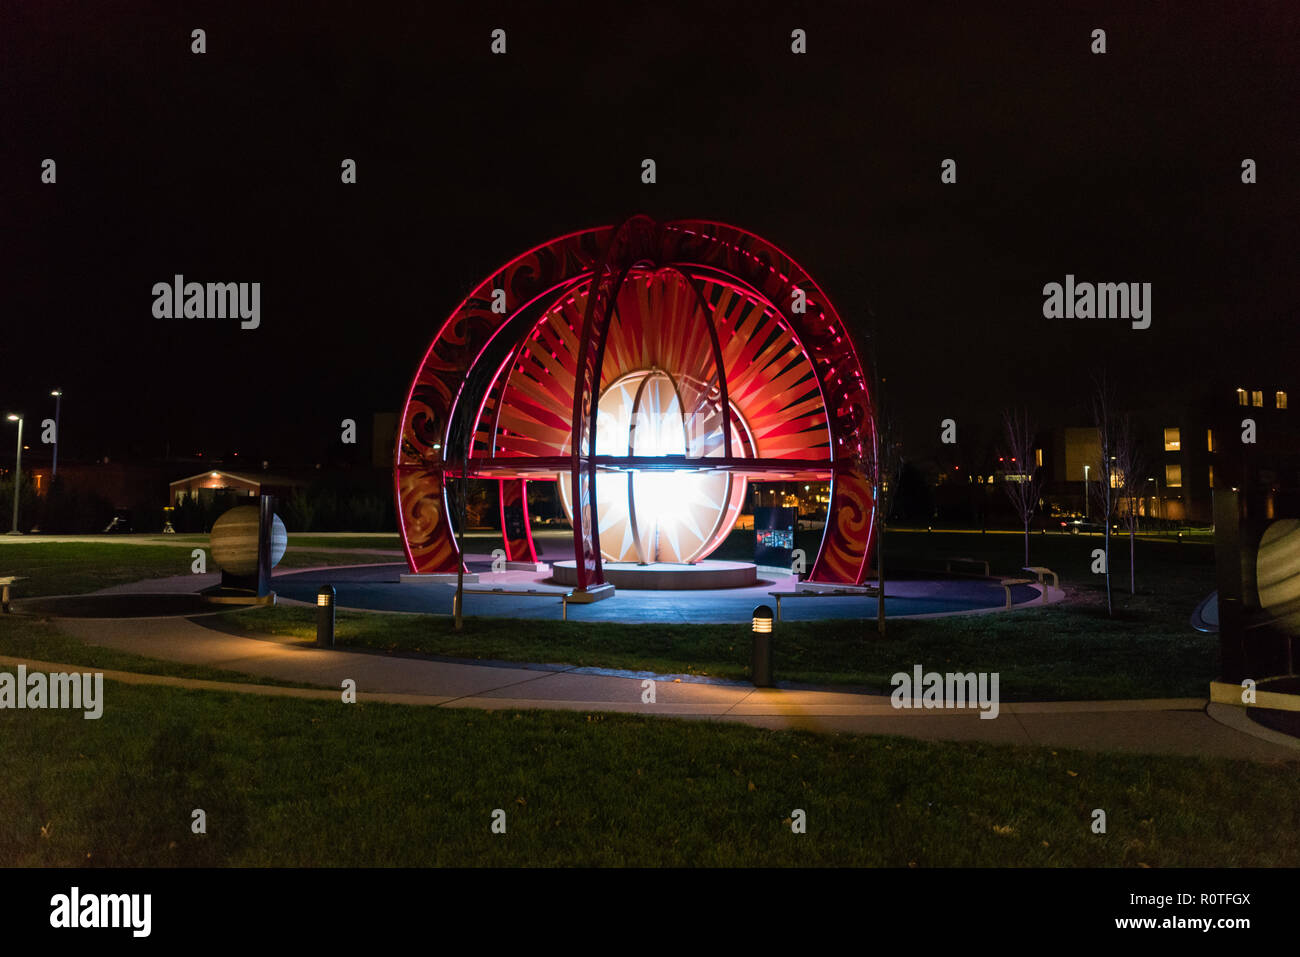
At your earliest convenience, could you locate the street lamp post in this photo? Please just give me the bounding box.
[1083,464,1090,519]
[50,390,62,478]
[6,414,22,535]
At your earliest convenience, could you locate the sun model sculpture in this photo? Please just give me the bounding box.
[395,216,877,590]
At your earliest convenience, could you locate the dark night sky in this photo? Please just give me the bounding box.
[2,0,1296,467]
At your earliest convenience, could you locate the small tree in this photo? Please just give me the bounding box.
[955,421,1000,533]
[1000,407,1043,568]
[1114,414,1147,595]
[1089,376,1123,616]
[860,306,903,637]
[862,393,903,637]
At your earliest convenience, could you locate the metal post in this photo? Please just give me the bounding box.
[1214,490,1245,683]
[316,585,336,648]
[9,416,23,534]
[256,494,275,598]
[50,391,62,478]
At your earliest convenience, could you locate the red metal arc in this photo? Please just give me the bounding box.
[395,216,877,588]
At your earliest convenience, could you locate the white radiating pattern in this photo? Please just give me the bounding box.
[558,369,749,564]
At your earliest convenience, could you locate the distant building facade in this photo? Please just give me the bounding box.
[1038,381,1295,524]
[169,470,307,506]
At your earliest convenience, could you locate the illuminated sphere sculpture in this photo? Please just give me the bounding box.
[395,216,877,589]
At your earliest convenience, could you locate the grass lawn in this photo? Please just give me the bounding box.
[0,542,400,598]
[0,530,1220,700]
[164,534,402,550]
[0,526,1286,869]
[220,602,1217,700]
[2,676,1296,867]
[286,534,401,549]
[216,529,1220,700]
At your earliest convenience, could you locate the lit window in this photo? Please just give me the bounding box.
[1252,390,1264,407]
[1163,428,1180,451]
[1166,464,1182,488]
[1236,388,1248,406]
[1208,464,1214,488]
[1206,428,1214,452]
[1035,448,1043,467]
[1278,391,1289,410]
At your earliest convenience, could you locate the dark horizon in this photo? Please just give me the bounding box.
[4,0,1296,467]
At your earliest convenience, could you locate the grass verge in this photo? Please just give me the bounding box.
[0,542,399,597]
[217,595,1218,700]
[2,677,1296,866]
[0,615,309,688]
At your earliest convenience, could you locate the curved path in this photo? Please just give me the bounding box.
[28,610,1299,763]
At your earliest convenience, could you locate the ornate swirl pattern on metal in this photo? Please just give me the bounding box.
[396,217,877,588]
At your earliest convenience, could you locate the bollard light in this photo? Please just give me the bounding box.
[751,604,774,687]
[317,585,336,648]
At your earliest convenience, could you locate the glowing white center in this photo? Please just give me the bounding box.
[558,369,749,564]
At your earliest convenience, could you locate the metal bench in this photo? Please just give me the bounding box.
[0,576,24,614]
[945,557,990,576]
[455,583,613,620]
[768,586,880,622]
[999,577,1035,609]
[1022,565,1058,589]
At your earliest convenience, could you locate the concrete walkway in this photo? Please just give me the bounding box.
[35,614,1300,763]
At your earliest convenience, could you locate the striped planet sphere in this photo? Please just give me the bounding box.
[1258,518,1300,630]
[210,505,288,574]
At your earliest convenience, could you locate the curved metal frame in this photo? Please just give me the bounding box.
[395,216,876,588]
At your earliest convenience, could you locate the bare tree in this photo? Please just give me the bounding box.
[1000,407,1043,568]
[863,400,903,637]
[861,306,903,638]
[1090,376,1122,616]
[1114,413,1147,595]
[954,421,999,534]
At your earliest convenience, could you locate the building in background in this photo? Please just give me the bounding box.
[1035,380,1295,525]
[169,469,308,507]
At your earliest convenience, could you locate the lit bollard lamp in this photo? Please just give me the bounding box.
[317,585,336,648]
[751,604,774,687]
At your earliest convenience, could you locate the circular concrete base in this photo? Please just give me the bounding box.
[552,560,757,590]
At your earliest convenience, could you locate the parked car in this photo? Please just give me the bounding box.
[1060,518,1104,535]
